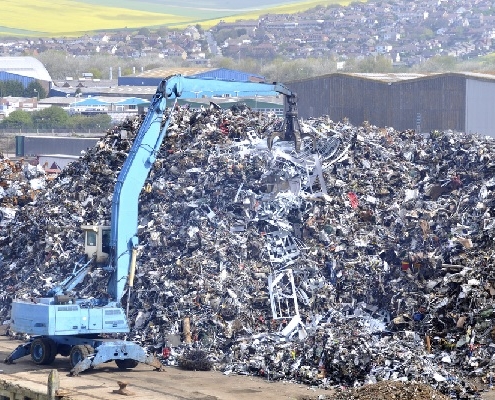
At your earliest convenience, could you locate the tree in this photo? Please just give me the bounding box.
[213,56,237,70]
[144,62,163,71]
[214,28,239,44]
[0,80,24,97]
[157,27,168,38]
[32,106,70,128]
[87,68,103,79]
[35,50,76,80]
[341,57,357,72]
[121,67,133,76]
[415,55,457,72]
[356,55,393,72]
[69,113,111,130]
[25,81,47,99]
[138,27,150,37]
[199,39,209,53]
[1,110,33,128]
[419,28,435,41]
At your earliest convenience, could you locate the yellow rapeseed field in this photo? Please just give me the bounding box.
[199,0,356,28]
[0,0,359,37]
[0,0,188,36]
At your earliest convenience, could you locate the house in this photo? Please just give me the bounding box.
[184,26,201,40]
[376,42,393,53]
[0,96,38,118]
[214,20,259,36]
[162,44,187,59]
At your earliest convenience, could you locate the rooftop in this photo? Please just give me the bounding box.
[0,56,52,82]
[131,67,214,78]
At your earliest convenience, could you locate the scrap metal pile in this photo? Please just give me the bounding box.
[1,104,495,398]
[331,380,451,400]
[0,157,45,207]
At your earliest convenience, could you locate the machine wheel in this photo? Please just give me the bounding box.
[31,338,56,365]
[115,359,139,370]
[69,345,90,369]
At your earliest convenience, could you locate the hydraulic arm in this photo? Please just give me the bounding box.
[108,75,307,304]
[6,73,306,375]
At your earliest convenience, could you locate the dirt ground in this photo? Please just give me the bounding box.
[2,336,495,400]
[0,336,332,400]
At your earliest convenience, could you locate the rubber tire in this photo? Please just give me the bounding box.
[44,338,57,365]
[115,359,139,370]
[69,345,90,369]
[30,338,56,365]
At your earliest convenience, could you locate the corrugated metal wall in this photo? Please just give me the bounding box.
[19,137,100,157]
[0,71,35,88]
[289,73,466,133]
[0,71,50,93]
[465,79,495,137]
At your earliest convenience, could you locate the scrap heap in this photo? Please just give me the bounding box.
[331,380,452,400]
[1,104,495,398]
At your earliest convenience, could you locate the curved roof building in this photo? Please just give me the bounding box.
[0,56,52,90]
[0,56,52,82]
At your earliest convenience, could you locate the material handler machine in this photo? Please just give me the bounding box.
[5,74,305,375]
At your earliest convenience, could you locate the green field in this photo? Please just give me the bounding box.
[0,0,357,37]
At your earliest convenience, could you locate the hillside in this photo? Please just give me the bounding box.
[0,0,353,37]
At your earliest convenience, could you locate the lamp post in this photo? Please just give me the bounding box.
[33,88,39,101]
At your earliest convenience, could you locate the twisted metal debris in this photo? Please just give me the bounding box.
[1,104,495,399]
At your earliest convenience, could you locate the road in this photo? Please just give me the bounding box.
[205,31,221,57]
[0,335,330,400]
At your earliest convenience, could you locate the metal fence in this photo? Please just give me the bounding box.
[0,128,105,136]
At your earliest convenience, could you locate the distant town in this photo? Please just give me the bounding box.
[1,0,495,71]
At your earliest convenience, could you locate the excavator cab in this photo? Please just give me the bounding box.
[81,225,110,264]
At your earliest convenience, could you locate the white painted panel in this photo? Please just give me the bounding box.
[466,79,495,137]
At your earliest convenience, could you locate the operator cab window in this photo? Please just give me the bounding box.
[86,231,97,247]
[102,229,110,254]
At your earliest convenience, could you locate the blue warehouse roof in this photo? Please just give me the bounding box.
[72,98,108,107]
[118,68,268,88]
[115,97,150,106]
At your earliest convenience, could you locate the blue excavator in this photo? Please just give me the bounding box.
[4,74,306,375]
